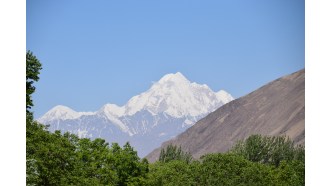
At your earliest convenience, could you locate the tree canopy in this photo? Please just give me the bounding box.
[231,134,305,167]
[159,144,192,163]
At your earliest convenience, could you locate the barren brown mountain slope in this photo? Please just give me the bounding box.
[146,69,305,162]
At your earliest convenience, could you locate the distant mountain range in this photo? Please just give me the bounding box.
[146,69,305,162]
[38,72,234,157]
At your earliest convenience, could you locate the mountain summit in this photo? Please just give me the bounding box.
[124,72,232,118]
[38,105,94,122]
[38,72,234,157]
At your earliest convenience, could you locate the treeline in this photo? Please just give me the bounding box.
[145,135,304,186]
[26,51,304,185]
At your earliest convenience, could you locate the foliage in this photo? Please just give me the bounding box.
[145,136,304,186]
[146,152,305,186]
[144,160,198,186]
[110,142,149,185]
[27,119,148,185]
[26,50,42,116]
[199,153,275,185]
[27,117,148,185]
[159,144,192,163]
[272,160,305,186]
[231,134,305,166]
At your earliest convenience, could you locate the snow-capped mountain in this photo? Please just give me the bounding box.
[38,105,95,122]
[38,72,234,157]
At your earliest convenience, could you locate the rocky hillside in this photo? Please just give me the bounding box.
[146,69,305,162]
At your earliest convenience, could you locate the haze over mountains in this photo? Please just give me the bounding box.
[38,72,234,157]
[147,69,305,162]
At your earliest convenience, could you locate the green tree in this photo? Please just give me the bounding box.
[273,160,305,186]
[73,137,118,185]
[26,50,42,118]
[111,142,148,186]
[231,134,304,167]
[144,160,198,186]
[26,123,78,185]
[293,144,305,163]
[159,144,192,163]
[199,153,307,185]
[199,153,273,185]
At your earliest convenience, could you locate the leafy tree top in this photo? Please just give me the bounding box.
[159,144,192,163]
[26,50,42,116]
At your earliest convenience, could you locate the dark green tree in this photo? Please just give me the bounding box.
[26,50,43,184]
[73,137,118,185]
[199,153,275,185]
[26,50,42,118]
[273,160,305,186]
[144,160,198,186]
[111,142,148,186]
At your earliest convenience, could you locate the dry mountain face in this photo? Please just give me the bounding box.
[146,69,305,162]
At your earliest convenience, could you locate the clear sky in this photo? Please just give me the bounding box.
[27,0,305,118]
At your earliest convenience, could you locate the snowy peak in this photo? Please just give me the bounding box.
[38,105,94,123]
[158,72,190,84]
[99,104,125,117]
[124,72,234,118]
[43,105,79,120]
[216,90,234,104]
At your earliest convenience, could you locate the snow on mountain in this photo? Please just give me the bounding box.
[38,72,234,157]
[124,72,233,118]
[97,104,131,135]
[38,105,94,123]
[216,90,235,104]
[99,104,125,117]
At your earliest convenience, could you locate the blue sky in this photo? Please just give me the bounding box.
[27,0,305,118]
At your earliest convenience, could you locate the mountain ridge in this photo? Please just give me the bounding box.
[39,72,233,122]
